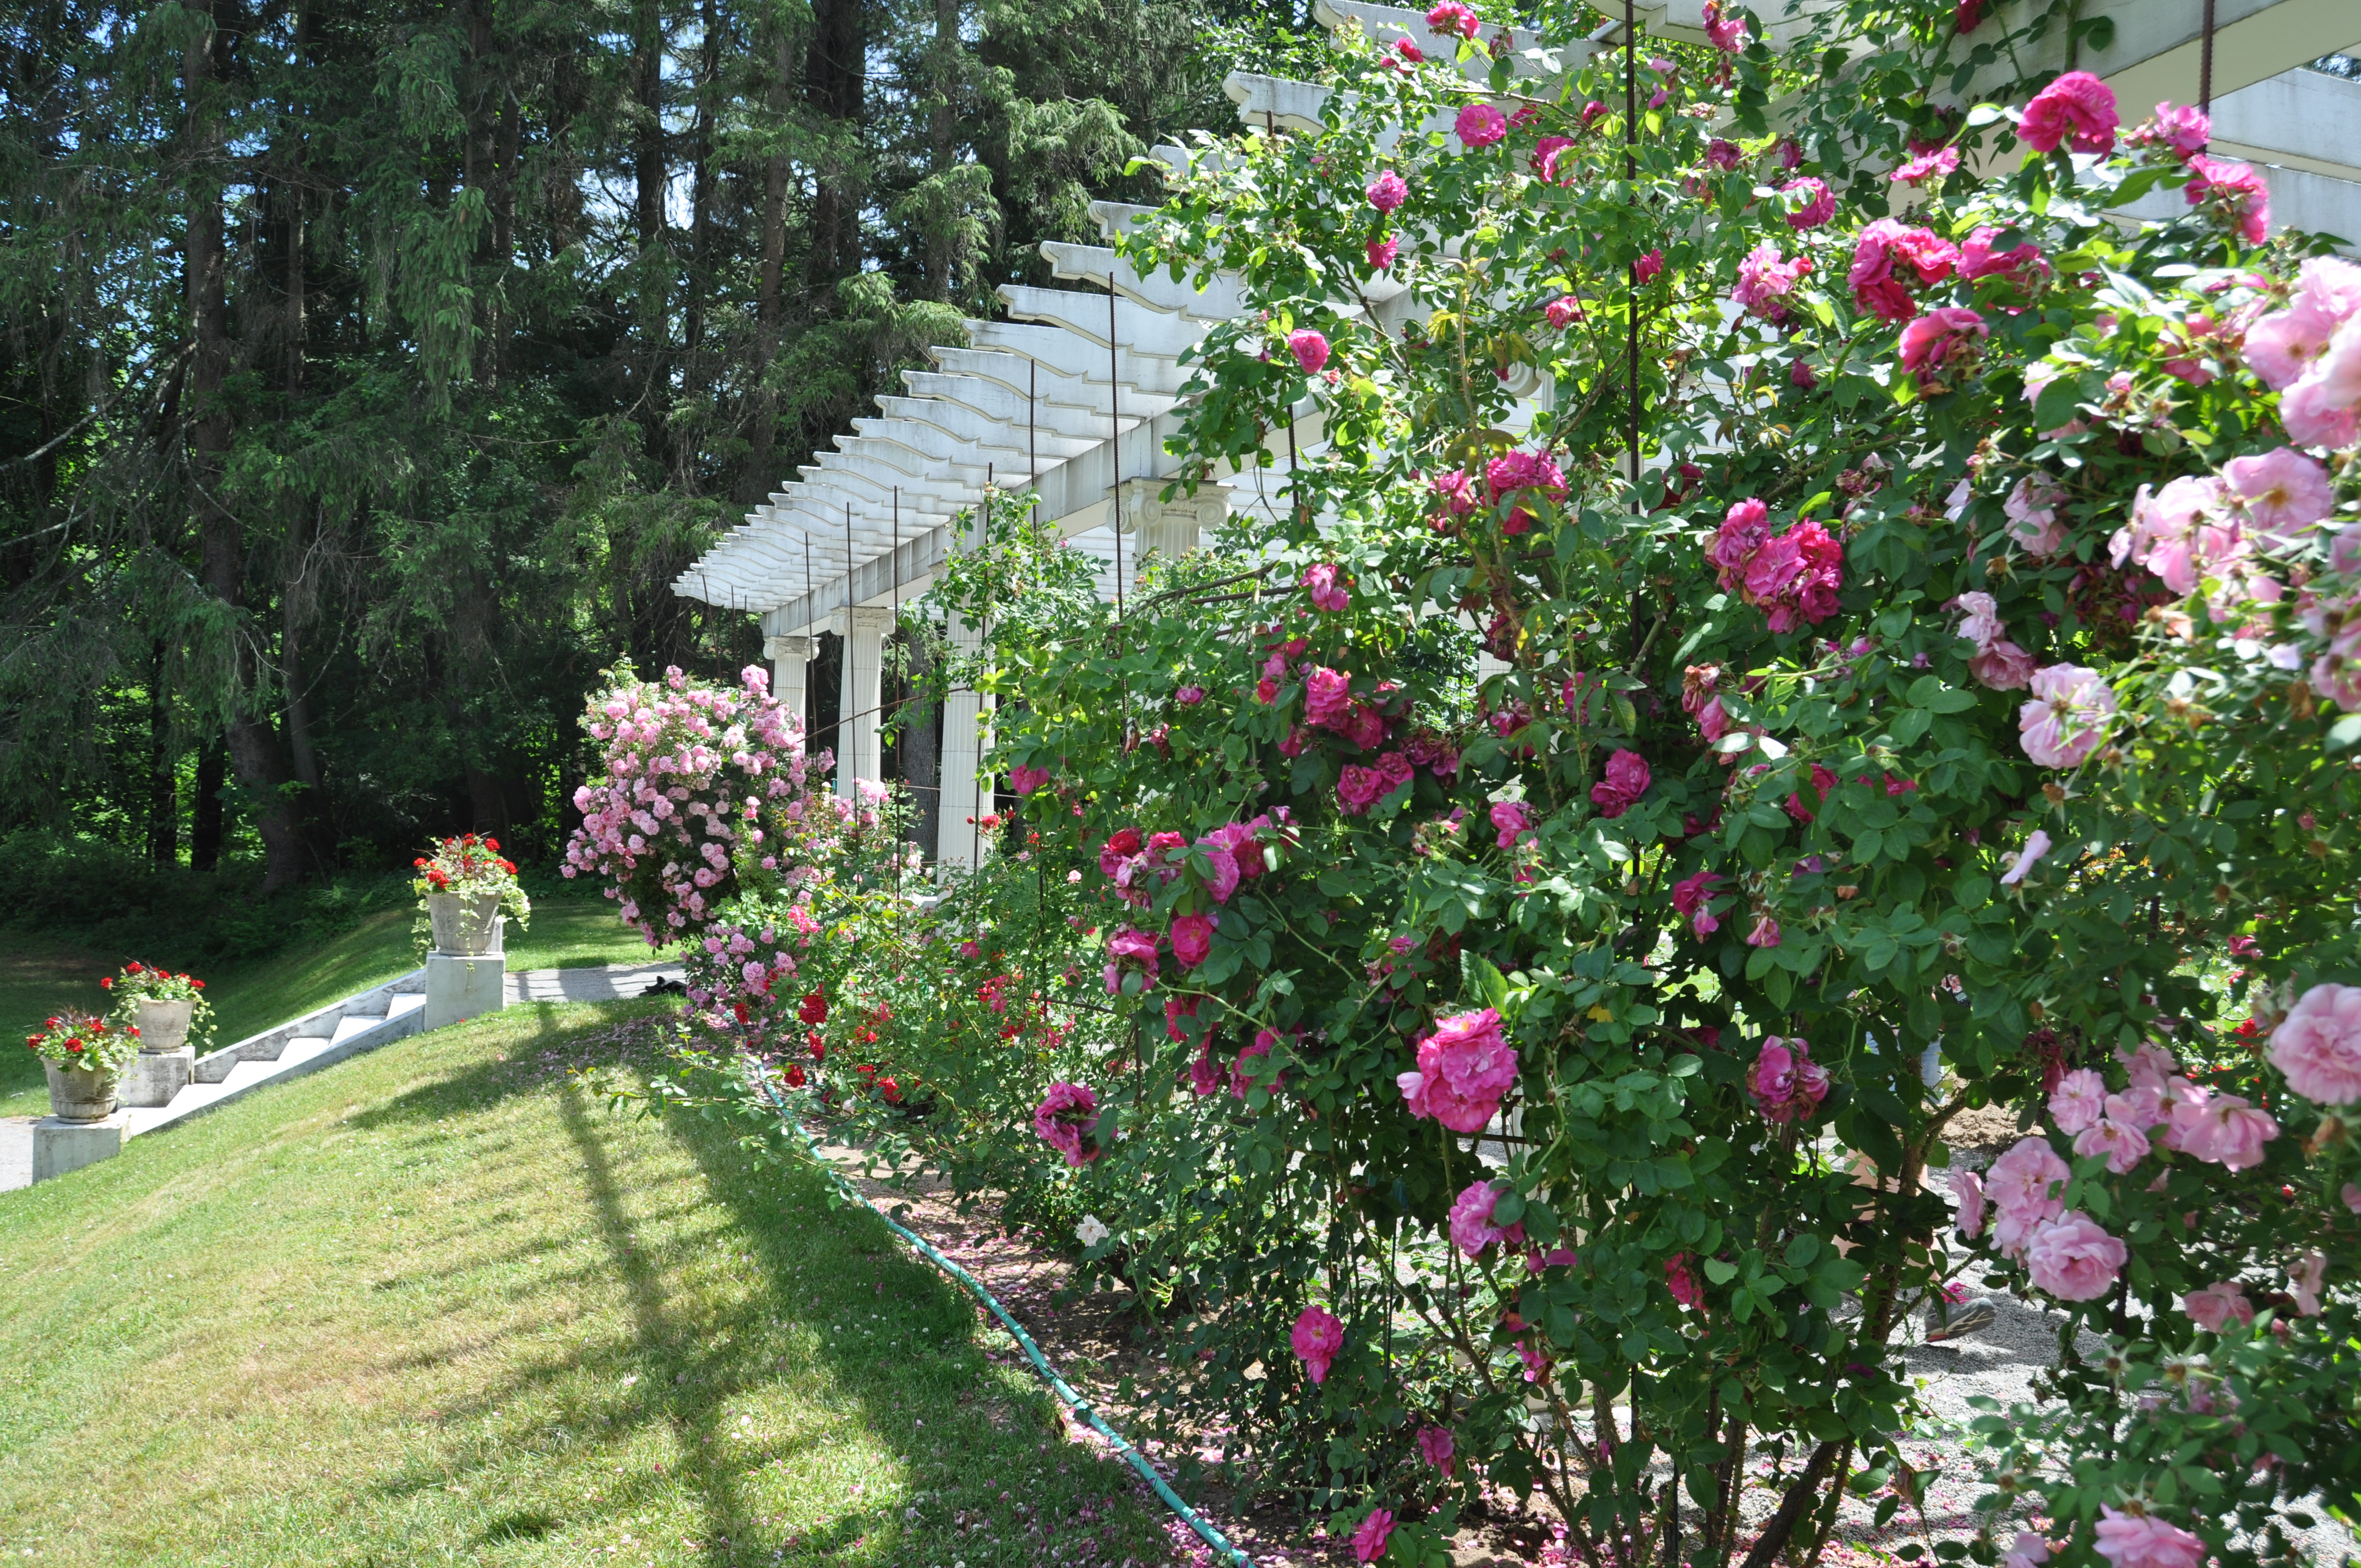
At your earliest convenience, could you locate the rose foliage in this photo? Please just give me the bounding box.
[595,4,2361,1565]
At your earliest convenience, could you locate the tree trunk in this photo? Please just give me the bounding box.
[148,643,178,867]
[191,735,225,872]
[803,0,863,282]
[185,0,305,892]
[741,15,793,505]
[927,0,958,300]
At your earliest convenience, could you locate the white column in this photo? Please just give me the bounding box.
[831,606,895,799]
[936,614,990,878]
[763,634,817,750]
[1117,477,1231,571]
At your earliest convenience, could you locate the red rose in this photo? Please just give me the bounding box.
[67,1041,83,1053]
[100,977,112,989]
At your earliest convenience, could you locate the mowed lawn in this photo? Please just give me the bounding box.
[0,999,1179,1567]
[0,895,656,1118]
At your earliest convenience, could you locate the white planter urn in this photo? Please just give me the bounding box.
[426,892,505,955]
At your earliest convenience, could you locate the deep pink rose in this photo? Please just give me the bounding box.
[1455,103,1507,149]
[1336,765,1386,816]
[1900,307,1988,379]
[1426,1,1478,38]
[1448,1178,1517,1257]
[1733,242,1810,320]
[1749,1035,1830,1123]
[1033,1081,1101,1167]
[2020,70,2118,155]
[1288,329,1330,374]
[1366,235,1400,270]
[1304,666,1354,730]
[1489,799,1532,849]
[1366,168,1408,213]
[1544,295,1584,329]
[1291,1304,1344,1384]
[1589,748,1650,817]
[1744,914,1780,948]
[2186,155,2269,246]
[1416,1425,1456,1474]
[1702,0,1748,51]
[1633,248,1664,283]
[2025,1210,2126,1300]
[1351,1508,1394,1564]
[1960,226,2046,282]
[1665,1253,1704,1309]
[1303,562,1351,612]
[1780,176,1835,229]
[1169,912,1214,968]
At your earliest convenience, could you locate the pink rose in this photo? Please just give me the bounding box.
[1633,248,1664,284]
[1849,219,1960,322]
[2185,155,2270,246]
[2071,1115,2150,1174]
[1749,1035,1830,1123]
[2269,983,2361,1104]
[2224,446,2332,549]
[1104,924,1160,993]
[1169,912,1214,968]
[2025,1210,2127,1300]
[1960,226,2046,282]
[1971,640,2038,691]
[1899,306,1987,379]
[1702,0,1748,51]
[1010,764,1051,795]
[1416,1425,1456,1473]
[2176,1091,2277,1170]
[1987,1136,2069,1225]
[1999,828,2052,886]
[1426,1,1478,38]
[1399,1008,1517,1133]
[2004,1532,2052,1568]
[2020,70,2118,155]
[1589,748,1650,818]
[2181,1282,2254,1333]
[1448,1179,1518,1257]
[1545,295,1584,329]
[1671,870,1723,940]
[2291,1249,2327,1316]
[1780,177,1835,229]
[2018,663,2115,769]
[2281,372,2360,450]
[1891,145,1960,186]
[1455,102,1507,149]
[2093,1507,2206,1568]
[1366,168,1408,213]
[1292,1304,1344,1384]
[1337,765,1386,816]
[1665,1253,1704,1308]
[1303,562,1351,612]
[1351,1507,1394,1564]
[1489,799,1532,850]
[1288,329,1330,374]
[1732,242,1810,321]
[2244,257,2361,389]
[1744,914,1781,948]
[1366,235,1400,270]
[1951,1166,1988,1240]
[2002,475,2067,554]
[2048,1068,2108,1134]
[1304,666,1354,730]
[1033,1081,1101,1167]
[2128,101,2210,160]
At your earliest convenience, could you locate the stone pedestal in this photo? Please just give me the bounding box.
[425,952,507,1030]
[121,1048,195,1108]
[32,1113,125,1184]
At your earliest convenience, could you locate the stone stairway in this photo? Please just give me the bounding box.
[122,970,432,1139]
[1,959,685,1192]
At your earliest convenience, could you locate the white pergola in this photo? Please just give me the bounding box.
[677,0,2361,874]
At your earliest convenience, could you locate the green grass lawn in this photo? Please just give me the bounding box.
[1,895,657,1118]
[0,999,1178,1566]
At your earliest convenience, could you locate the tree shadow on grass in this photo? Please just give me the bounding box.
[340,1003,1177,1565]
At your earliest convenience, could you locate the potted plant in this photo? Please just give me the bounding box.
[103,962,214,1108]
[413,834,531,956]
[26,1010,141,1122]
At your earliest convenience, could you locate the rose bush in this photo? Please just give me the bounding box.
[589,3,2361,1564]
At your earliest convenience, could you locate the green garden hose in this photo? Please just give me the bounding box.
[745,1064,1255,1567]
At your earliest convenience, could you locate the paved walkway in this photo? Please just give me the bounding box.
[506,960,683,1004]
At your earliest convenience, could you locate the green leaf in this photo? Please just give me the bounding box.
[1702,1256,1739,1284]
[2326,714,2361,753]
